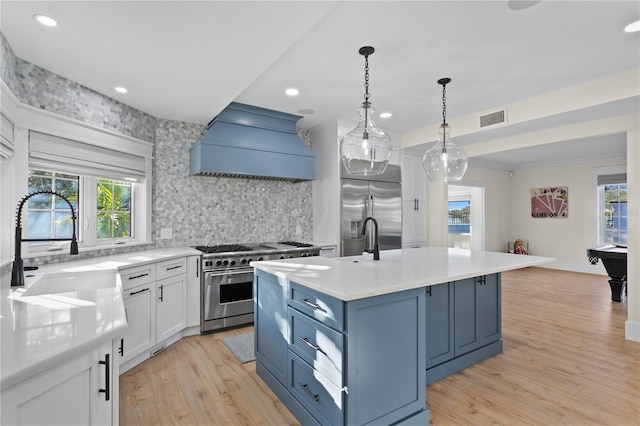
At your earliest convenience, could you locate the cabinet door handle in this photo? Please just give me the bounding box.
[166,265,182,271]
[129,273,149,280]
[299,383,319,402]
[158,284,164,302]
[426,287,432,296]
[298,336,325,354]
[415,198,418,211]
[99,353,110,401]
[119,338,124,356]
[298,298,325,312]
[129,287,150,296]
[196,258,199,278]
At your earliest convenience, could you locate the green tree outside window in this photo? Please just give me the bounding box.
[97,179,131,239]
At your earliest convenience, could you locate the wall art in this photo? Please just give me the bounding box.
[531,186,568,218]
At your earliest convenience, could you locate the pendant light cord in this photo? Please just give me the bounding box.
[363,51,370,136]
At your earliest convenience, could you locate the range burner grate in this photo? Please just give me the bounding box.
[195,244,254,254]
[278,241,314,248]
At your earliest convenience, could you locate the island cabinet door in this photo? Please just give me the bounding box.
[477,273,501,347]
[345,287,427,426]
[454,274,502,357]
[426,282,455,368]
[254,270,289,385]
[453,277,480,356]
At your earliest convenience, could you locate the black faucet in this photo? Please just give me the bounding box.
[361,217,380,261]
[11,190,79,287]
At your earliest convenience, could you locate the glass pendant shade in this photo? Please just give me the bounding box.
[423,123,468,182]
[340,104,392,175]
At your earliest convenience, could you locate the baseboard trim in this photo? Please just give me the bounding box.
[539,261,607,276]
[625,320,640,342]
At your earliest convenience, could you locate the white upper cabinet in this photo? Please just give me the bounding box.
[402,153,428,247]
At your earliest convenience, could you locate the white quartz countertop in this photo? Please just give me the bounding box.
[0,247,199,389]
[252,247,555,301]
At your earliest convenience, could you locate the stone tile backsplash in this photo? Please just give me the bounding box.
[1,31,313,268]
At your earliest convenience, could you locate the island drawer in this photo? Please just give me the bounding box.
[288,351,344,426]
[156,257,187,280]
[288,308,343,387]
[289,282,344,332]
[120,263,156,290]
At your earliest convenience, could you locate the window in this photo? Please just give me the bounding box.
[96,178,132,239]
[599,183,628,244]
[27,170,79,240]
[27,169,137,252]
[596,172,627,245]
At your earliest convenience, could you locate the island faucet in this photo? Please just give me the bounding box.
[11,190,79,287]
[361,217,380,260]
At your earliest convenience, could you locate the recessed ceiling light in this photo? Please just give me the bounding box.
[115,86,128,94]
[625,20,640,33]
[379,112,392,119]
[285,88,299,96]
[34,14,57,27]
[507,0,541,11]
[297,109,315,115]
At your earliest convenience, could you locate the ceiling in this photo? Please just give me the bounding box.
[1,1,638,170]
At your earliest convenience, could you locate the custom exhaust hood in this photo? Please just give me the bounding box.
[189,102,315,182]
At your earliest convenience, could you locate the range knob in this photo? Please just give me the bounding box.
[287,255,294,258]
[230,260,236,266]
[215,260,222,267]
[258,257,264,261]
[247,258,253,263]
[279,255,285,259]
[240,258,247,265]
[223,259,229,266]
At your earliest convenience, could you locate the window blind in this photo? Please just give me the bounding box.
[597,173,627,186]
[1,113,14,159]
[29,131,147,181]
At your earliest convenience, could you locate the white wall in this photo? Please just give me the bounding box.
[459,166,511,253]
[508,160,626,274]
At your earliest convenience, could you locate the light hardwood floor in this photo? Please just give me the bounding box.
[120,267,640,425]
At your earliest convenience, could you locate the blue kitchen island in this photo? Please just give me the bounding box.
[252,247,553,425]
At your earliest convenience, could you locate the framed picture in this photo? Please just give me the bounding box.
[531,187,568,218]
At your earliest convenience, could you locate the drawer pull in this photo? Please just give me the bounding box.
[299,298,326,312]
[298,336,325,354]
[128,273,149,280]
[129,287,150,296]
[299,383,319,402]
[165,265,182,271]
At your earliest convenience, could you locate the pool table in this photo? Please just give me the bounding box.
[587,244,627,302]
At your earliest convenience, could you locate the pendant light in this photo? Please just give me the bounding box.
[423,78,468,182]
[340,46,392,176]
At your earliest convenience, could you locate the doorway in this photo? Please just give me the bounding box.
[448,185,485,251]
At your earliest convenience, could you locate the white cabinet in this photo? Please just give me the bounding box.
[319,245,337,258]
[156,274,187,342]
[2,341,114,426]
[118,257,188,372]
[402,153,428,247]
[120,284,155,364]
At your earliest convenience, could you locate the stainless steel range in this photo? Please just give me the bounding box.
[195,241,321,333]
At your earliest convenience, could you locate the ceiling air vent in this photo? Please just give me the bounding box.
[479,108,507,128]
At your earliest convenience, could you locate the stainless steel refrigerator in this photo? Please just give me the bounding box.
[341,164,402,257]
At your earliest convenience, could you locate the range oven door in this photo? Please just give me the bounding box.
[202,268,254,332]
